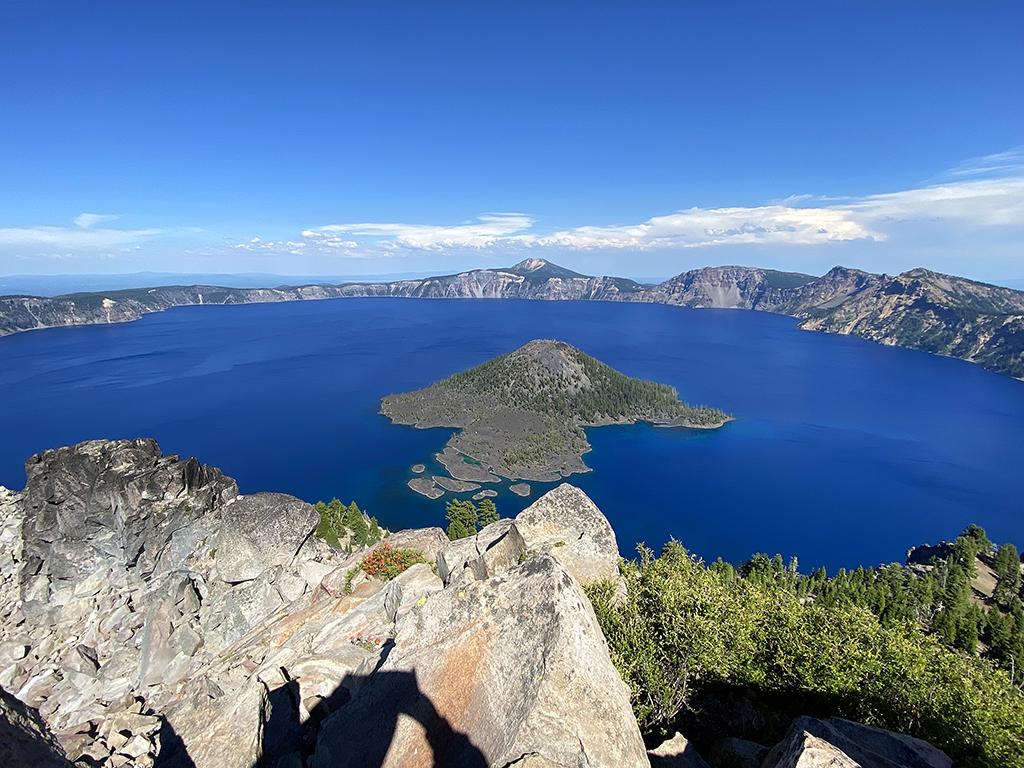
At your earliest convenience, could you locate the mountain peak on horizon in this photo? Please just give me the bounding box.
[506,258,587,279]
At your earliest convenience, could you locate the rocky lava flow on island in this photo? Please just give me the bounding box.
[381,339,729,496]
[0,438,954,768]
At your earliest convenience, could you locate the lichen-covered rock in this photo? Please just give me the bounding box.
[512,483,621,584]
[312,553,648,768]
[212,493,318,583]
[383,526,449,561]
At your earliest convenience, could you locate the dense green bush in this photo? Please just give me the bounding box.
[586,540,1024,768]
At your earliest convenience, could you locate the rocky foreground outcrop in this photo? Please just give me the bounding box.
[0,439,953,767]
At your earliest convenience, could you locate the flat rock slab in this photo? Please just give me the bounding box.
[509,483,531,497]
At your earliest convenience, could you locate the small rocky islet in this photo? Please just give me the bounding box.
[382,338,730,499]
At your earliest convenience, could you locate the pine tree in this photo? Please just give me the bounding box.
[445,499,478,540]
[477,499,499,527]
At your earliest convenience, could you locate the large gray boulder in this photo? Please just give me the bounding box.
[762,717,952,768]
[512,483,621,584]
[213,493,318,583]
[312,553,649,768]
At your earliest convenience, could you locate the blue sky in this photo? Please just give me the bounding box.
[1,1,1022,281]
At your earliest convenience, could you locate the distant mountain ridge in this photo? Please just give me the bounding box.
[2,258,1023,379]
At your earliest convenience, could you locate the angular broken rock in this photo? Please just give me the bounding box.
[312,553,648,768]
[435,518,526,586]
[512,483,622,584]
[213,493,318,583]
[648,732,712,768]
[762,716,952,768]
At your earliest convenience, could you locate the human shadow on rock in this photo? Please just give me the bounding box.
[254,666,488,768]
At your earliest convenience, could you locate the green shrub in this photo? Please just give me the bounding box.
[586,540,1024,768]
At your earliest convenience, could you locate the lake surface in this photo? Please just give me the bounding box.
[1,298,1022,571]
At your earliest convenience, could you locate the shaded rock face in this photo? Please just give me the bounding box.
[19,438,237,595]
[0,684,72,767]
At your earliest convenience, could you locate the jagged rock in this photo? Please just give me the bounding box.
[762,730,859,768]
[762,717,952,768]
[312,553,648,768]
[213,493,318,583]
[19,439,236,594]
[513,483,621,584]
[0,684,72,766]
[648,732,712,768]
[67,645,99,677]
[436,518,527,585]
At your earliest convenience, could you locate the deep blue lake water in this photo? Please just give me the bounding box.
[1,298,1022,571]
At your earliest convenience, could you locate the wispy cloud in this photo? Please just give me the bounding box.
[944,147,1024,179]
[0,213,161,250]
[304,213,536,250]
[72,212,119,229]
[292,162,1024,253]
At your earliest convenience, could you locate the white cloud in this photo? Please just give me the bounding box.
[944,147,1024,179]
[0,214,162,250]
[293,163,1024,253]
[848,177,1024,227]
[73,212,119,229]
[307,213,535,250]
[534,205,879,250]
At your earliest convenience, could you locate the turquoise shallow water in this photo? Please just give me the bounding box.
[1,297,1022,571]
